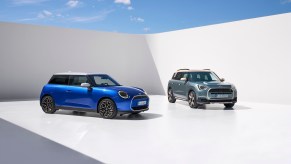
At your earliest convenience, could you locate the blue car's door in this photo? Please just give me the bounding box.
[48,75,70,106]
[63,75,95,110]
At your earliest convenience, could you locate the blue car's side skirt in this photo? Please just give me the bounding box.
[55,106,97,113]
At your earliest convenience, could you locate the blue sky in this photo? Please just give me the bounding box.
[0,0,290,34]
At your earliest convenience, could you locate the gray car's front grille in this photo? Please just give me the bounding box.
[208,88,233,99]
[209,88,233,94]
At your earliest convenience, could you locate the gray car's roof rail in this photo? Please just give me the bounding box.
[177,69,190,71]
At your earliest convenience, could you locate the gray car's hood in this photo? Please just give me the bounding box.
[195,81,233,88]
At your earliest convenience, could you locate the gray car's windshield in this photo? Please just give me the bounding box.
[89,75,120,87]
[188,72,220,82]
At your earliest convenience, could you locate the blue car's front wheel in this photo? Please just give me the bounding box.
[98,99,118,119]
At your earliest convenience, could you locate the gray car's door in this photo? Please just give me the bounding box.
[176,72,189,99]
[170,72,183,97]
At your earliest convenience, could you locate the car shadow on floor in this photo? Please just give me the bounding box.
[175,101,251,110]
[55,110,162,120]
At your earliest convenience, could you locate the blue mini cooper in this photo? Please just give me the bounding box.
[40,72,149,119]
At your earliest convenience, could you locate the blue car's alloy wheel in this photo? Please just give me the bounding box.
[98,99,117,119]
[41,96,57,114]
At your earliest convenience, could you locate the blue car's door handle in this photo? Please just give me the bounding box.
[66,90,72,92]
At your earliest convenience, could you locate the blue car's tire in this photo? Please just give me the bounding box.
[41,96,57,114]
[168,88,176,103]
[188,91,198,109]
[98,99,117,119]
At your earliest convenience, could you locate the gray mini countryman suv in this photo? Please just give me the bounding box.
[168,69,237,109]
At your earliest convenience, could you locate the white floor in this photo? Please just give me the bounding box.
[0,95,291,164]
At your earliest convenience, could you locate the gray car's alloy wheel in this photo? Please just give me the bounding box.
[41,96,57,114]
[98,99,117,119]
[224,103,235,109]
[168,88,176,103]
[188,91,199,108]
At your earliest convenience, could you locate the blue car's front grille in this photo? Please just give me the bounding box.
[132,105,148,110]
[130,95,149,111]
[133,95,148,100]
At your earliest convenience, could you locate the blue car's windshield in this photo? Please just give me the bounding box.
[188,72,220,82]
[89,75,120,87]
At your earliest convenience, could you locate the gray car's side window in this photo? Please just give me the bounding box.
[182,73,188,79]
[174,72,182,80]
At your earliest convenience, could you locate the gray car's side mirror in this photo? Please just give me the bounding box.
[220,78,225,82]
[81,83,91,88]
[180,77,187,81]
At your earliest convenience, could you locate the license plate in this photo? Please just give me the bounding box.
[217,94,229,98]
[138,101,147,106]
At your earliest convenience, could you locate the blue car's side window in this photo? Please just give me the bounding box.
[69,75,89,86]
[49,75,69,85]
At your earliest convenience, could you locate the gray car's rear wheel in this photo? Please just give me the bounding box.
[168,88,176,103]
[98,99,117,119]
[224,103,235,109]
[41,96,57,114]
[188,91,198,108]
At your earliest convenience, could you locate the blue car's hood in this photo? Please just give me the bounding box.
[104,86,145,95]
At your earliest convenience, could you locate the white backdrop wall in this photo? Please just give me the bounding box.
[0,23,165,100]
[146,13,291,105]
[0,13,290,104]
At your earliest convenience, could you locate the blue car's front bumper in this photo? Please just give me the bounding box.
[115,95,149,113]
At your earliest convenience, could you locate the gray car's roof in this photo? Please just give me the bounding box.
[54,72,103,75]
[176,69,211,72]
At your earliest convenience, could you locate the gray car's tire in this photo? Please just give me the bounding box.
[188,91,199,108]
[168,88,176,103]
[41,96,57,114]
[224,103,235,109]
[98,99,118,119]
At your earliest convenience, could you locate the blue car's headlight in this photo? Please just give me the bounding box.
[118,91,129,99]
[198,85,208,90]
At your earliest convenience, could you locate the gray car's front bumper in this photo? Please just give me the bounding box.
[197,97,237,104]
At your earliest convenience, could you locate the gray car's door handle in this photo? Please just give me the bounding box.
[178,83,181,86]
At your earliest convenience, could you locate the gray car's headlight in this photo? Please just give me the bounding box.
[118,91,129,99]
[231,85,236,90]
[198,85,208,90]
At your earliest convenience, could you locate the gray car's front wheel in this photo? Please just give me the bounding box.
[98,99,118,119]
[224,103,235,109]
[188,91,199,108]
[41,96,57,114]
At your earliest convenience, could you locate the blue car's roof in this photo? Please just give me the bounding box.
[54,72,107,76]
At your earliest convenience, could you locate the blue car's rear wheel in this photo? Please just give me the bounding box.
[41,96,57,114]
[98,99,117,119]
